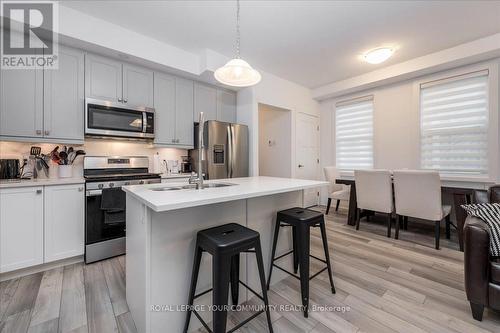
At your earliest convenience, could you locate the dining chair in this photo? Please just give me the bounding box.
[323,166,350,214]
[393,170,451,250]
[354,169,394,237]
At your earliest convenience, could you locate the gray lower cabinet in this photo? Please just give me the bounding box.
[85,53,123,103]
[0,47,84,142]
[194,83,217,121]
[217,89,237,123]
[123,64,154,107]
[154,73,194,147]
[44,46,85,141]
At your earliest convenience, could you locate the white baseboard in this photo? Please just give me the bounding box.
[0,255,83,282]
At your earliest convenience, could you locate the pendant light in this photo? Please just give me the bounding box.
[214,0,261,87]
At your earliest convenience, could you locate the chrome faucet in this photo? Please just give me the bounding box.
[189,112,205,189]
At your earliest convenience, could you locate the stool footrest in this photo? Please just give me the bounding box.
[273,250,294,261]
[193,309,213,333]
[194,288,213,299]
[190,282,268,333]
[239,280,264,301]
[228,310,265,333]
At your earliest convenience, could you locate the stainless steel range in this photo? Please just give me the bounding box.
[84,156,161,263]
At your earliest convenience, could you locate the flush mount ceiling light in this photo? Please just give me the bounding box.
[214,0,261,87]
[363,47,395,64]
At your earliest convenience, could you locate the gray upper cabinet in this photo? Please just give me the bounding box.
[154,73,176,145]
[0,46,84,142]
[0,64,43,138]
[85,54,122,102]
[154,73,194,148]
[44,46,84,141]
[217,90,237,123]
[123,64,154,107]
[175,78,194,146]
[194,83,217,121]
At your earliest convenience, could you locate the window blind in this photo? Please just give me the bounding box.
[420,72,489,176]
[335,97,374,170]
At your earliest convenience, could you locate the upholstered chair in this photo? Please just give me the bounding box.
[393,170,451,249]
[354,169,394,237]
[323,166,350,214]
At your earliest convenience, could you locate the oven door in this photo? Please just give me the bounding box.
[85,98,154,139]
[85,188,126,245]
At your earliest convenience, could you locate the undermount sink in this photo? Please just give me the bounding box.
[150,183,236,191]
[151,187,182,191]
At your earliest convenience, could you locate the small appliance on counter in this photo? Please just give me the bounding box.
[180,155,192,173]
[0,159,20,180]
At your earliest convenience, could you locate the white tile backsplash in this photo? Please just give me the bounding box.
[0,139,187,179]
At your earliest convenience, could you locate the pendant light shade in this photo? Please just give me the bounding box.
[214,58,261,87]
[214,0,261,87]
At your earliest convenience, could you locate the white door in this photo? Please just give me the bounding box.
[44,184,85,262]
[0,187,44,273]
[296,112,320,207]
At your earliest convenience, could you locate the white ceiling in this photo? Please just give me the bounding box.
[62,1,500,88]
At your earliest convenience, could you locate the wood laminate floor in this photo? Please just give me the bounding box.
[1,207,499,333]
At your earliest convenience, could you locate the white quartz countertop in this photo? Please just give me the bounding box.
[123,176,328,212]
[160,173,191,179]
[0,177,85,189]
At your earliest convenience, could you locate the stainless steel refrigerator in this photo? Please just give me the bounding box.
[189,120,249,180]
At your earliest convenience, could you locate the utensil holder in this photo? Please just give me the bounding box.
[58,165,73,178]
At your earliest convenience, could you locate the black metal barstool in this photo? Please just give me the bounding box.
[184,223,273,333]
[267,207,336,318]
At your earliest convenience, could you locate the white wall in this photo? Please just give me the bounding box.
[319,59,500,205]
[258,104,292,178]
[237,71,320,177]
[0,140,186,178]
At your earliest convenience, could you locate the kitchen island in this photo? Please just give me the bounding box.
[123,176,328,333]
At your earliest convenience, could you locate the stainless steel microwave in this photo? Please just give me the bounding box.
[85,98,155,139]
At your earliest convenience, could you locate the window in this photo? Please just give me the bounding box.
[335,97,374,170]
[420,71,489,176]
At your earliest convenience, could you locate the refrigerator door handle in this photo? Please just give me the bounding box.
[230,124,236,178]
[227,125,233,178]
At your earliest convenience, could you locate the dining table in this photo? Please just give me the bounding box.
[335,177,493,251]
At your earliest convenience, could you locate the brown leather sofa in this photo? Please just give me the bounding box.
[464,185,500,320]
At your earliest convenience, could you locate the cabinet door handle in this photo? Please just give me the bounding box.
[78,187,83,192]
[172,139,176,143]
[123,99,128,103]
[118,97,123,102]
[36,130,42,135]
[298,164,304,168]
[44,130,50,136]
[36,189,42,194]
